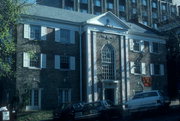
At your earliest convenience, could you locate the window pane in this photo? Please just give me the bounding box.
[154,64,160,75]
[61,29,70,43]
[59,90,63,103]
[94,0,101,6]
[153,42,159,53]
[60,56,70,69]
[107,2,113,9]
[29,53,40,68]
[133,40,140,51]
[30,25,40,40]
[34,90,39,106]
[119,5,125,12]
[64,90,69,102]
[101,44,115,80]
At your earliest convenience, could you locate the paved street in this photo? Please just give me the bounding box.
[121,106,180,121]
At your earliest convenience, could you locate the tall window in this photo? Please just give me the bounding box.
[119,5,125,12]
[107,2,113,9]
[101,44,115,80]
[60,56,70,69]
[142,0,147,6]
[58,89,71,104]
[152,2,157,8]
[94,0,101,6]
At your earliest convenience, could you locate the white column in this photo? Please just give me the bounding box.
[86,29,92,102]
[125,36,130,100]
[121,36,126,103]
[92,32,98,101]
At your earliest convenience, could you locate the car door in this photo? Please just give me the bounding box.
[142,92,159,108]
[128,93,144,110]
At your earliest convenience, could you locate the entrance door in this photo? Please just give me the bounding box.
[105,89,114,103]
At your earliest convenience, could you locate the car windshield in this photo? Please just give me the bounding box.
[132,94,143,99]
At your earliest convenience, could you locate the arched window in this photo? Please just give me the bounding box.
[101,44,115,80]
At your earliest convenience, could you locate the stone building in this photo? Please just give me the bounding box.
[16,5,167,110]
[36,0,179,29]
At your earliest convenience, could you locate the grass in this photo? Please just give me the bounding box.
[17,110,53,121]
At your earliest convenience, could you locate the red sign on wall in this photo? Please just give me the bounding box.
[142,77,152,87]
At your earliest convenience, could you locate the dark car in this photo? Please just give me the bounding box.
[53,100,122,121]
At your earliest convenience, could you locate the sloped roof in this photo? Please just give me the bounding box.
[22,5,162,37]
[23,4,96,23]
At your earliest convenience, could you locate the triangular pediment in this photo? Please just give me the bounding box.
[86,11,130,30]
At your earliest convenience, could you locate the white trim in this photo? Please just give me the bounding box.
[160,64,165,76]
[55,55,60,69]
[70,30,75,44]
[21,19,79,31]
[141,63,146,75]
[40,54,46,68]
[41,26,47,40]
[150,64,154,75]
[24,24,30,39]
[130,61,135,74]
[55,28,60,42]
[23,52,30,67]
[127,34,166,44]
[70,56,75,70]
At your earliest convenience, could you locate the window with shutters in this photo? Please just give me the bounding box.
[60,56,70,69]
[101,44,115,80]
[130,39,144,52]
[150,64,164,76]
[55,28,75,44]
[58,89,71,104]
[23,52,46,69]
[130,62,146,75]
[30,25,41,40]
[24,24,47,41]
[54,55,75,70]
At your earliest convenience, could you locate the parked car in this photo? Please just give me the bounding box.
[124,90,170,112]
[53,100,122,121]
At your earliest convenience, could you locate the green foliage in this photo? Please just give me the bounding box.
[17,110,53,121]
[0,0,23,78]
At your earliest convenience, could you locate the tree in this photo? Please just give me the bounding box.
[0,0,29,107]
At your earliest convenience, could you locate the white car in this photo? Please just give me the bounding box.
[124,90,170,112]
